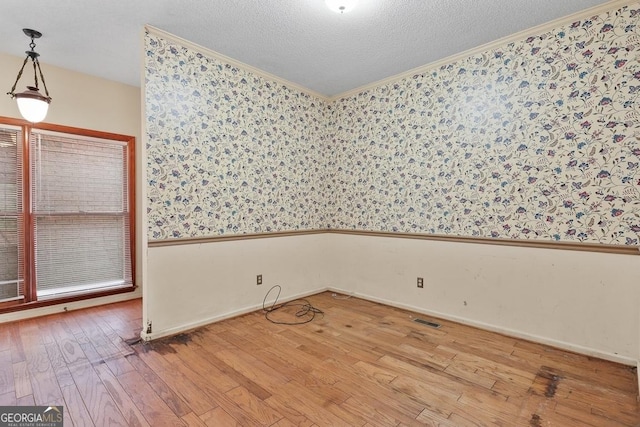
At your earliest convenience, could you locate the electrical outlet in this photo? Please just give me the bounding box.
[257,274,262,285]
[417,277,424,288]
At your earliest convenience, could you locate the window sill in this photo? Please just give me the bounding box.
[0,284,137,314]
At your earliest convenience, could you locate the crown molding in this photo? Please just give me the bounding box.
[144,25,330,102]
[329,0,636,101]
[146,1,634,103]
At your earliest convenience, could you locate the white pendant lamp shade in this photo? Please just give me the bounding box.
[325,0,359,13]
[15,87,51,123]
[7,29,52,123]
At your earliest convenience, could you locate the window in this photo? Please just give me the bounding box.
[0,125,23,304]
[0,117,135,310]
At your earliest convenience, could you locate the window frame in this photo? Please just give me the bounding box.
[0,116,136,313]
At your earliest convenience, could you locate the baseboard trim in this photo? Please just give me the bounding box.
[141,284,636,366]
[139,287,323,341]
[328,287,637,366]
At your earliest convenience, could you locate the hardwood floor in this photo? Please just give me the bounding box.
[0,292,638,426]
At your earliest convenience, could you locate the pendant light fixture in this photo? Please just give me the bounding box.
[6,29,52,123]
[325,0,359,14]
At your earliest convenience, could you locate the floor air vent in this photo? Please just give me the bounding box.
[413,318,441,329]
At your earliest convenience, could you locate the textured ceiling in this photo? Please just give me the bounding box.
[0,0,613,97]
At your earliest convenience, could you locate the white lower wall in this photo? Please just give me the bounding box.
[143,232,639,364]
[324,234,640,365]
[142,234,331,340]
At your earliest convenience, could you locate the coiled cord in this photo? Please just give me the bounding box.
[262,285,323,325]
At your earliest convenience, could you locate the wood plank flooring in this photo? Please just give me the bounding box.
[0,292,638,426]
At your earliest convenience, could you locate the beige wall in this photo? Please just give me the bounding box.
[144,234,332,339]
[0,52,143,323]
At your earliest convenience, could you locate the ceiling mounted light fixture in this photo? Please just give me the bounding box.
[7,28,52,123]
[325,0,359,14]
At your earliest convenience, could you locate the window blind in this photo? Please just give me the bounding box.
[0,125,24,302]
[30,130,132,297]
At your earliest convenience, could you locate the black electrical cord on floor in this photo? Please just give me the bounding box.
[262,285,323,325]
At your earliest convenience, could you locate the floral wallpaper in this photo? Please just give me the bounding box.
[146,2,640,245]
[327,4,640,245]
[145,33,328,239]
